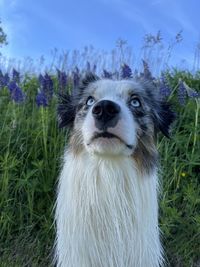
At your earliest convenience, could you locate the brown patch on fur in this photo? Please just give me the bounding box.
[132,132,158,174]
[69,129,84,155]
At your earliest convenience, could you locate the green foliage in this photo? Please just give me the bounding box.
[159,103,200,266]
[0,20,7,47]
[0,71,199,266]
[0,80,67,266]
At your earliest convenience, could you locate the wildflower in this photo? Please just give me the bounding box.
[8,81,16,92]
[181,172,187,177]
[73,67,80,88]
[175,30,183,43]
[57,70,67,91]
[4,73,10,86]
[182,81,200,99]
[8,81,25,103]
[116,38,127,49]
[38,73,54,101]
[178,80,187,106]
[187,90,200,98]
[159,74,172,100]
[103,69,112,79]
[36,90,48,107]
[0,70,10,88]
[121,64,132,79]
[12,68,20,83]
[142,60,153,80]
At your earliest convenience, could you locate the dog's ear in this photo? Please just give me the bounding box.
[80,72,100,91]
[153,101,176,138]
[57,73,99,128]
[57,93,76,128]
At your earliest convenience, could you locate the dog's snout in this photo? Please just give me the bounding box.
[92,100,120,119]
[92,100,120,130]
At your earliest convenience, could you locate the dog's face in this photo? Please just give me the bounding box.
[58,74,175,171]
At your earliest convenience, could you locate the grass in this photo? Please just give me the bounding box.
[0,68,199,267]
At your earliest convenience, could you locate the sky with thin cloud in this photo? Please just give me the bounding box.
[0,0,199,70]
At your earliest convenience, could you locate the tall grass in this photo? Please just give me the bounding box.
[0,76,67,266]
[0,31,189,76]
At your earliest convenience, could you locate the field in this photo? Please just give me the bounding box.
[0,63,200,267]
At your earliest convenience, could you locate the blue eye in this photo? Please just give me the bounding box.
[86,96,95,106]
[130,98,141,107]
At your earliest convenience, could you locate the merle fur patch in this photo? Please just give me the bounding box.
[57,93,76,128]
[81,72,99,89]
[58,73,99,128]
[153,101,176,138]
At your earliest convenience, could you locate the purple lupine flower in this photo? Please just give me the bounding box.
[159,74,172,100]
[38,73,54,101]
[0,70,9,88]
[8,81,25,103]
[178,80,187,106]
[103,69,112,79]
[57,69,68,90]
[73,67,80,88]
[187,90,200,98]
[8,81,16,92]
[12,68,20,83]
[36,90,48,107]
[4,73,10,86]
[181,81,200,99]
[121,64,132,79]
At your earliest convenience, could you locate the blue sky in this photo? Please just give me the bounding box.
[0,0,199,70]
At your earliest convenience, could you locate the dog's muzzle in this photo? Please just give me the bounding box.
[92,100,120,131]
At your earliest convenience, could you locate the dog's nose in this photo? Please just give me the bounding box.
[92,100,120,129]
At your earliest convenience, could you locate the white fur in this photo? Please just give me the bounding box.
[55,78,164,266]
[55,151,163,267]
[81,81,140,156]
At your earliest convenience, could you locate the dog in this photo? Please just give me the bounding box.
[55,73,175,267]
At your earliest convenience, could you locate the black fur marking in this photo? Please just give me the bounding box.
[131,109,146,118]
[153,101,176,138]
[93,100,120,131]
[57,93,76,128]
[140,80,176,138]
[57,73,99,129]
[80,73,100,90]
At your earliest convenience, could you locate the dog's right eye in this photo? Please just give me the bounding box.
[86,96,95,106]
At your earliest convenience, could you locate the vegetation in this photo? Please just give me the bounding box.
[0,20,7,51]
[0,65,199,267]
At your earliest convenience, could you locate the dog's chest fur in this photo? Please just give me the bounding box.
[56,151,162,267]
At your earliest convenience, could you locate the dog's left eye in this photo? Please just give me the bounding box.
[86,96,95,106]
[130,98,141,108]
